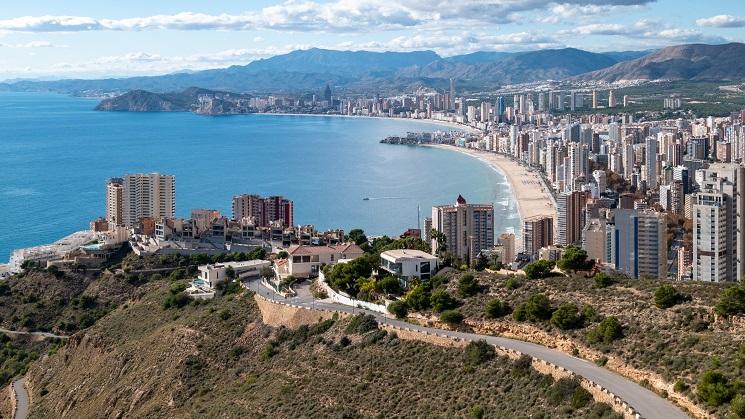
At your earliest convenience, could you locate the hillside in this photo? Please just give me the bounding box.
[24,281,620,418]
[575,43,745,82]
[396,269,745,418]
[94,87,250,112]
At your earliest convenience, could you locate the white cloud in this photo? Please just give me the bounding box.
[0,1,656,33]
[696,15,745,28]
[558,19,729,44]
[0,40,56,48]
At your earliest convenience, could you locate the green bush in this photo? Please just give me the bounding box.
[430,289,458,313]
[404,284,431,311]
[557,246,594,272]
[587,316,623,344]
[387,300,409,318]
[550,303,583,330]
[730,394,745,418]
[654,284,683,309]
[715,284,745,316]
[504,277,521,290]
[440,309,464,325]
[523,260,556,279]
[673,380,689,393]
[697,369,733,407]
[458,274,480,297]
[485,299,509,318]
[469,405,485,419]
[514,293,553,322]
[345,314,378,334]
[377,276,402,295]
[463,340,495,366]
[593,272,615,289]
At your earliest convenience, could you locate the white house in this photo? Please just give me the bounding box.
[197,259,271,288]
[379,249,439,288]
[279,243,365,278]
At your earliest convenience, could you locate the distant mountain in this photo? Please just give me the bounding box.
[600,50,654,62]
[398,48,618,85]
[575,43,745,82]
[444,51,513,65]
[243,48,441,77]
[5,45,727,95]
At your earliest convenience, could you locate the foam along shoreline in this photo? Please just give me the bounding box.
[426,144,556,223]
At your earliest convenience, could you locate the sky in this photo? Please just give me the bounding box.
[0,0,744,80]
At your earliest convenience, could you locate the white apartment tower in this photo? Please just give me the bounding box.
[431,195,494,262]
[109,173,176,227]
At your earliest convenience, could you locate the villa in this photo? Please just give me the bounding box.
[379,249,439,288]
[278,243,364,278]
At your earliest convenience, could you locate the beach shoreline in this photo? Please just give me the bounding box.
[426,144,556,225]
[261,112,482,134]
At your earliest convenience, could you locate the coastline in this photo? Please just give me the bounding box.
[425,144,556,224]
[259,112,482,134]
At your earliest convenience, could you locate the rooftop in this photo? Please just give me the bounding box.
[288,243,363,256]
[381,249,438,261]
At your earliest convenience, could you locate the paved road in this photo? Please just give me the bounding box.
[249,279,688,419]
[12,378,29,419]
[0,328,68,340]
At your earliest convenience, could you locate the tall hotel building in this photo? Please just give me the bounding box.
[556,191,587,246]
[106,173,175,227]
[692,164,745,282]
[232,194,294,227]
[523,216,554,258]
[431,195,494,262]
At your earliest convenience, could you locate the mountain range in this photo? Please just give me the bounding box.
[1,43,743,95]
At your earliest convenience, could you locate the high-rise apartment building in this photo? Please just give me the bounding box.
[523,216,554,257]
[556,191,586,246]
[108,173,175,227]
[106,177,124,225]
[610,209,666,279]
[645,137,658,189]
[232,194,294,227]
[431,195,494,262]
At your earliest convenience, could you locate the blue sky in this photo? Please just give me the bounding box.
[0,0,744,80]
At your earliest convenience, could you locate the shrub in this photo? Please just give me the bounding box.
[440,309,464,325]
[548,378,583,406]
[550,303,583,330]
[715,284,745,316]
[430,289,458,312]
[377,276,402,295]
[557,246,593,272]
[469,405,485,419]
[523,260,556,279]
[731,394,745,418]
[458,274,480,297]
[405,284,431,311]
[387,300,409,318]
[485,299,509,318]
[463,340,495,366]
[654,284,683,309]
[697,369,733,407]
[673,380,689,393]
[514,293,553,322]
[593,272,615,289]
[504,277,521,290]
[587,316,623,344]
[345,314,378,334]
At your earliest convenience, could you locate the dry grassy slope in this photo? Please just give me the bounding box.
[0,269,142,334]
[449,273,739,413]
[27,283,620,419]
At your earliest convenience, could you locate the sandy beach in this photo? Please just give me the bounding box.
[428,145,556,223]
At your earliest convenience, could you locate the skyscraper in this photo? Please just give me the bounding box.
[556,191,586,246]
[449,78,455,111]
[106,177,124,225]
[523,216,554,257]
[111,173,175,227]
[431,195,494,262]
[645,137,658,189]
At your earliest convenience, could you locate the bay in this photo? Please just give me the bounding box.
[0,92,520,262]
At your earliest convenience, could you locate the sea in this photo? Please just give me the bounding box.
[0,92,521,262]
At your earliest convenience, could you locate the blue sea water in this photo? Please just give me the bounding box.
[0,92,521,262]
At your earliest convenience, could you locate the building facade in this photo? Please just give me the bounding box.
[107,173,175,228]
[431,195,494,262]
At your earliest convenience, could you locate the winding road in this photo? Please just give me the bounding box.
[246,280,689,419]
[12,378,29,419]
